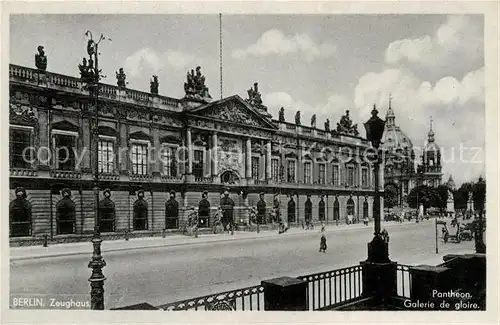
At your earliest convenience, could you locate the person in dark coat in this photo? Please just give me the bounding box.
[256,192,267,224]
[319,234,327,253]
[319,225,327,253]
[165,190,179,229]
[220,188,235,232]
[9,187,32,237]
[57,188,76,235]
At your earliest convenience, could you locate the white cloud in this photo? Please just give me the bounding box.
[353,66,485,185]
[124,47,198,77]
[232,29,337,61]
[385,15,482,67]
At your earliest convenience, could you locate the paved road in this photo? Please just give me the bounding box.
[10,221,474,309]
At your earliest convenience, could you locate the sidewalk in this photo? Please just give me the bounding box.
[10,220,410,261]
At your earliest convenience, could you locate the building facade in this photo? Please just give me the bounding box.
[9,61,383,243]
[382,101,443,208]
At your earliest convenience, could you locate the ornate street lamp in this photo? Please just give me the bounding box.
[80,30,110,310]
[363,105,389,263]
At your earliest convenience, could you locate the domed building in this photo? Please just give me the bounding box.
[381,99,417,207]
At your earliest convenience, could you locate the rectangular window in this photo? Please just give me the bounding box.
[332,164,339,186]
[98,140,114,173]
[287,160,296,182]
[193,150,204,178]
[162,146,177,177]
[131,143,148,175]
[10,128,32,169]
[252,157,260,180]
[304,162,312,184]
[271,158,279,182]
[55,134,76,171]
[347,166,355,186]
[319,164,326,184]
[362,168,368,187]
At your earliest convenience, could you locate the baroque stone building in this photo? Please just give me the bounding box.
[382,101,443,208]
[9,60,383,243]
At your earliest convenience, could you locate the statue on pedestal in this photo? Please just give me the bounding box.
[311,114,316,128]
[245,82,271,117]
[35,46,47,71]
[150,75,159,95]
[325,118,330,132]
[335,110,359,136]
[184,66,212,101]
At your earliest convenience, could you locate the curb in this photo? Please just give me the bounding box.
[10,222,415,261]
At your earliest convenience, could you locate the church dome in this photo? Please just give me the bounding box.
[381,101,413,152]
[382,125,413,151]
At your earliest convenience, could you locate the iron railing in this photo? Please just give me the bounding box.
[156,285,264,311]
[396,264,412,298]
[297,265,364,310]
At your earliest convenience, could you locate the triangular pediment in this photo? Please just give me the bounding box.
[188,95,277,130]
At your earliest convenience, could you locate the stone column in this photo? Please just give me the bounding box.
[246,138,252,179]
[212,132,218,178]
[298,144,303,183]
[152,127,160,175]
[266,141,272,180]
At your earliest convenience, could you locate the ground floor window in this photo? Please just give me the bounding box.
[133,199,148,230]
[287,198,296,223]
[334,199,340,221]
[9,198,32,237]
[99,199,115,233]
[319,198,325,221]
[56,198,76,235]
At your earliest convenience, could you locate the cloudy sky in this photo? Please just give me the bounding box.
[10,14,484,185]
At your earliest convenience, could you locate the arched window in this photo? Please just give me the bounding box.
[287,197,296,223]
[220,170,239,185]
[9,190,32,237]
[318,197,325,221]
[99,196,115,233]
[133,194,148,230]
[347,198,355,216]
[56,195,76,235]
[333,198,340,221]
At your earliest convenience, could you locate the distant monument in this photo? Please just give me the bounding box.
[446,188,455,217]
[467,191,474,216]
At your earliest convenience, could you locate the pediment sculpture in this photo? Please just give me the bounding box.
[334,110,359,136]
[203,102,262,128]
[184,66,212,101]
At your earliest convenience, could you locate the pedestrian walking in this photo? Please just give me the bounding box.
[319,234,327,253]
[320,221,326,233]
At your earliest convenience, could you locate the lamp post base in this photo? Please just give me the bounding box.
[366,235,390,264]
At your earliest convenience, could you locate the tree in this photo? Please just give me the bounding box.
[384,183,399,209]
[433,185,450,215]
[407,185,434,211]
[454,182,474,210]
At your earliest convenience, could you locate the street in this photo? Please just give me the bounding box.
[10,220,474,309]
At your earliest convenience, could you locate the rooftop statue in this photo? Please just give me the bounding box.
[335,110,359,136]
[184,66,212,101]
[295,111,301,126]
[35,46,47,71]
[116,68,127,88]
[324,118,330,132]
[150,75,159,95]
[311,114,316,128]
[278,107,285,122]
[245,82,271,117]
[78,57,94,83]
